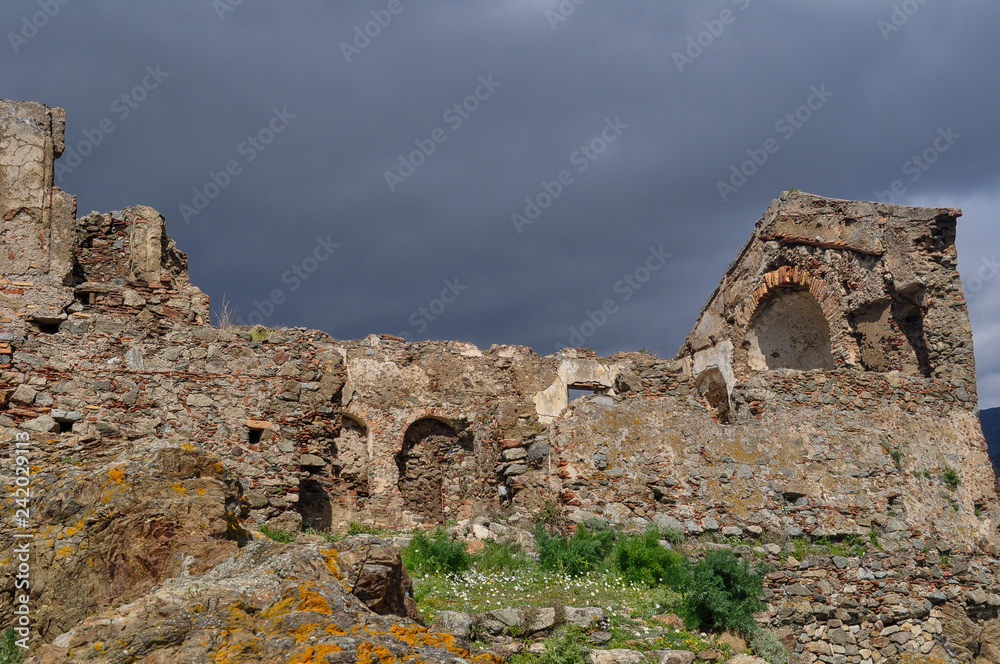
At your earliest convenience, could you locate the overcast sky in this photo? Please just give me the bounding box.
[3,1,998,408]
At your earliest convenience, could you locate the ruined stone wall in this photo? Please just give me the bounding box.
[0,100,74,283]
[681,193,977,420]
[3,99,1000,661]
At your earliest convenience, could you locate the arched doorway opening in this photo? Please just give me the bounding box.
[396,418,459,525]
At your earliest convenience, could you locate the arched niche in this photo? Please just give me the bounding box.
[395,418,458,525]
[747,289,835,371]
[334,415,370,495]
[695,367,731,422]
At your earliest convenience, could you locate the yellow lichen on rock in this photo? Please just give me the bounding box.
[320,547,343,580]
[291,622,317,644]
[261,596,295,620]
[389,624,458,652]
[288,643,344,664]
[296,585,333,614]
[356,641,401,664]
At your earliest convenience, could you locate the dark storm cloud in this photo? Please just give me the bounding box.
[3,0,998,406]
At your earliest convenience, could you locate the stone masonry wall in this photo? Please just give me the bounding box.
[2,99,999,661]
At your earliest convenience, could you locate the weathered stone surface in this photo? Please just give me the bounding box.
[335,535,420,622]
[477,608,521,636]
[29,538,486,664]
[586,649,646,664]
[185,393,214,407]
[11,383,37,404]
[651,650,697,664]
[23,414,58,432]
[0,444,246,646]
[565,606,608,628]
[434,611,475,641]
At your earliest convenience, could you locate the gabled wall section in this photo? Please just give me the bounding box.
[679,191,975,409]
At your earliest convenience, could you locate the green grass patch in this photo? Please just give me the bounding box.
[0,629,23,664]
[509,625,590,664]
[347,521,391,536]
[412,568,680,625]
[474,538,534,573]
[258,524,296,543]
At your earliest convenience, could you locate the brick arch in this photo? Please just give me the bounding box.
[736,266,839,326]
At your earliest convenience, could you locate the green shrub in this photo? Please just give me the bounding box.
[510,625,589,664]
[402,528,472,577]
[680,548,768,636]
[474,538,533,573]
[612,529,689,588]
[942,469,960,489]
[535,522,615,577]
[750,629,790,664]
[0,629,23,664]
[888,447,903,469]
[258,524,296,543]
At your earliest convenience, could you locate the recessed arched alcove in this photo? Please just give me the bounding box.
[334,415,370,496]
[747,289,835,371]
[395,418,458,525]
[695,367,731,422]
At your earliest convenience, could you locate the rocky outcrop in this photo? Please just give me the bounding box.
[28,538,495,664]
[0,442,246,642]
[335,535,421,622]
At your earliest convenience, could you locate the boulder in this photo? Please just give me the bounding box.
[586,649,646,664]
[335,535,421,622]
[565,606,608,628]
[726,656,768,664]
[434,611,474,641]
[651,651,697,664]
